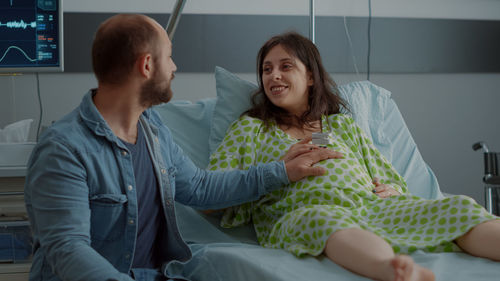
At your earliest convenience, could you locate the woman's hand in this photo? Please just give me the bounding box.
[372,177,401,198]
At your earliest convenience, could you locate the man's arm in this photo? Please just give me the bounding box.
[171,135,341,210]
[25,140,133,281]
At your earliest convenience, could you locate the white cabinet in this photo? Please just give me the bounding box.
[0,167,31,281]
[0,263,31,281]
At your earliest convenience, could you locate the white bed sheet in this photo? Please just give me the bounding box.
[167,203,500,281]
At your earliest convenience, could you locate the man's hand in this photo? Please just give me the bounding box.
[281,137,321,162]
[372,177,401,198]
[284,139,343,182]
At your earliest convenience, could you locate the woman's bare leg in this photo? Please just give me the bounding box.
[455,220,500,261]
[324,228,435,281]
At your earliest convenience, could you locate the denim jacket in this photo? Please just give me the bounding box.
[24,90,289,281]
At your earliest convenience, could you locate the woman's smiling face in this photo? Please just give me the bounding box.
[261,44,313,116]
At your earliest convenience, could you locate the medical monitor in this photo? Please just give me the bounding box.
[0,0,63,72]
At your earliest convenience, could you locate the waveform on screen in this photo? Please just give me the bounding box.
[0,20,37,29]
[0,46,37,63]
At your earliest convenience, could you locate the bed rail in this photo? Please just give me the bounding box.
[165,0,187,40]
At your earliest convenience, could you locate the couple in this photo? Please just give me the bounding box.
[25,14,499,281]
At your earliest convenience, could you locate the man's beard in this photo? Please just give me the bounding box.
[139,71,174,108]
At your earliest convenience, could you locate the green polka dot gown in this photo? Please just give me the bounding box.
[208,114,498,257]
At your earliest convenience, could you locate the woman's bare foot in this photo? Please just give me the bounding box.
[390,255,435,281]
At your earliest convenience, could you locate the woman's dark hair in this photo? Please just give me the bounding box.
[246,31,349,128]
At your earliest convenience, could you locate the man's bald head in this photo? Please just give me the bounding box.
[91,14,164,85]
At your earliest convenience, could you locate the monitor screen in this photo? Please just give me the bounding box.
[0,0,63,72]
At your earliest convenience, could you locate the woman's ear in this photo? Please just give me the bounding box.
[307,71,314,86]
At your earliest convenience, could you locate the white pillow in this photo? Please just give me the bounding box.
[155,99,216,168]
[208,66,259,154]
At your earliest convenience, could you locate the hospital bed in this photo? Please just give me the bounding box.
[154,66,500,281]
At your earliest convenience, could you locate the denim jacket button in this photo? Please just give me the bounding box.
[128,219,134,225]
[121,150,127,156]
[127,185,133,191]
[161,169,166,174]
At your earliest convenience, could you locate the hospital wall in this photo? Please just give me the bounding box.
[1,0,500,206]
